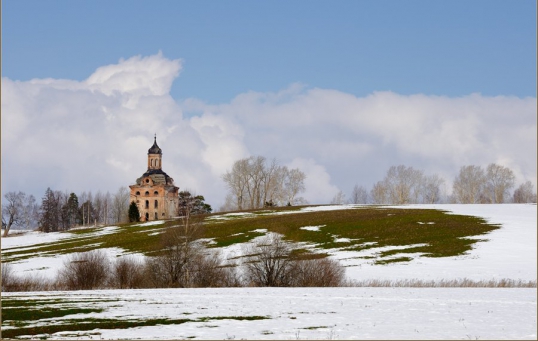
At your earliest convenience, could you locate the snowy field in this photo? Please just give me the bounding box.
[3,287,537,340]
[1,204,537,339]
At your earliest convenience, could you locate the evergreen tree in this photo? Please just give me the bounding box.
[63,193,79,228]
[178,191,212,216]
[128,201,140,222]
[39,188,58,233]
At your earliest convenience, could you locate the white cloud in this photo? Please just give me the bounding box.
[287,158,340,204]
[86,51,181,97]
[1,53,536,209]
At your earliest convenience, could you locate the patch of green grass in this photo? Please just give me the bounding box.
[375,256,414,265]
[2,206,500,265]
[1,318,194,339]
[204,207,500,261]
[2,307,104,325]
[1,314,271,339]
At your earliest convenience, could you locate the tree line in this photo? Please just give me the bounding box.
[2,187,131,237]
[2,187,212,237]
[340,163,536,205]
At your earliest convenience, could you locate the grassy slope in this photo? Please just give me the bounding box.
[2,206,500,265]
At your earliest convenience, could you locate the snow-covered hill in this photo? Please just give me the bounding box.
[1,204,536,340]
[2,204,536,282]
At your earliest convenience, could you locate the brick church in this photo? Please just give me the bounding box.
[129,136,179,221]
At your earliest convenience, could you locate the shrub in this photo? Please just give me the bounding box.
[110,256,146,289]
[57,250,110,290]
[291,258,345,287]
[2,263,56,292]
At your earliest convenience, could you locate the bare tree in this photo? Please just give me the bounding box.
[242,234,295,287]
[452,165,487,204]
[330,190,346,205]
[384,165,424,205]
[222,158,250,210]
[486,163,515,203]
[112,186,130,223]
[349,185,369,204]
[421,174,446,204]
[513,181,537,203]
[222,156,306,210]
[147,193,210,287]
[370,181,388,204]
[284,168,307,205]
[19,194,39,230]
[2,191,25,237]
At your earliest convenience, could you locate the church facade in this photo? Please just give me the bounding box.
[129,136,179,221]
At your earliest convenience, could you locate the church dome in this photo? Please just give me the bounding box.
[148,135,162,154]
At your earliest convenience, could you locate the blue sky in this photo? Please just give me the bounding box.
[1,1,536,207]
[3,1,536,103]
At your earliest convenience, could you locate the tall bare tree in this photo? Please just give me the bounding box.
[330,190,346,205]
[2,192,25,237]
[148,192,208,287]
[486,163,515,203]
[18,193,39,230]
[421,174,446,204]
[349,185,369,204]
[222,156,306,210]
[222,158,250,210]
[370,181,388,204]
[452,165,487,204]
[384,165,424,205]
[111,186,130,223]
[284,168,307,205]
[512,181,537,203]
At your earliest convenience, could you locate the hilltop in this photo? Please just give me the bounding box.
[2,204,536,283]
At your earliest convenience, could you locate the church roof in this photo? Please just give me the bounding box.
[148,135,162,155]
[136,169,176,186]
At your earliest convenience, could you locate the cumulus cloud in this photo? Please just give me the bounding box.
[2,53,536,209]
[186,86,536,199]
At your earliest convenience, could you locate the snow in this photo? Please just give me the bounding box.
[299,225,325,231]
[333,204,537,282]
[1,204,536,339]
[3,287,536,340]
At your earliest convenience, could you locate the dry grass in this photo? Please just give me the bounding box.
[347,278,537,288]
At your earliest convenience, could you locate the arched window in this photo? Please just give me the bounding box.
[154,200,158,209]
[154,191,159,195]
[145,191,149,196]
[136,191,140,195]
[145,200,149,209]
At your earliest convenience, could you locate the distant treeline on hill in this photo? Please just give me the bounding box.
[334,163,536,206]
[1,187,210,236]
[2,161,536,236]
